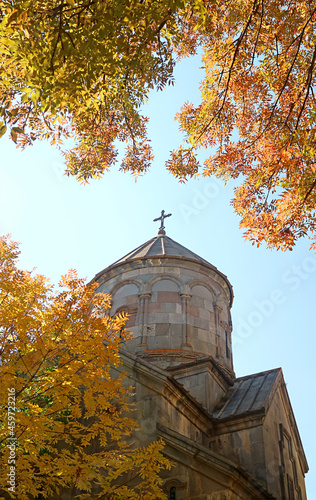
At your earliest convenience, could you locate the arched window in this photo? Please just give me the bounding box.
[169,486,176,500]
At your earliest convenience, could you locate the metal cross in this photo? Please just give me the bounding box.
[153,210,172,232]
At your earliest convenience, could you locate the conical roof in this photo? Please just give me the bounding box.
[110,234,213,268]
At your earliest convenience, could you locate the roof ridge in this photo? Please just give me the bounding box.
[125,239,157,260]
[235,367,281,382]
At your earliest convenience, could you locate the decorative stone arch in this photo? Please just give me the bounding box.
[187,278,218,302]
[146,273,184,292]
[148,274,183,318]
[163,478,187,500]
[113,304,130,314]
[109,279,142,331]
[109,278,143,298]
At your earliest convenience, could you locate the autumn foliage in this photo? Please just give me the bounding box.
[1,1,316,249]
[170,0,316,251]
[0,236,170,500]
[0,0,195,180]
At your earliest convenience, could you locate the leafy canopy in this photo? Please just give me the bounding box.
[1,0,316,250]
[0,236,170,500]
[0,0,200,179]
[169,0,316,251]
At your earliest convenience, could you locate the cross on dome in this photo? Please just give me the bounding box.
[153,210,172,235]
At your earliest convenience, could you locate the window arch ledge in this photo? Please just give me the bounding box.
[163,478,187,497]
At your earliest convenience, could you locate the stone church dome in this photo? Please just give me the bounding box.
[93,232,234,372]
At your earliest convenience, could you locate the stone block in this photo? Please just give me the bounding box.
[170,335,182,349]
[148,302,162,313]
[168,313,182,324]
[170,324,182,337]
[162,302,178,313]
[153,336,169,349]
[190,317,209,330]
[146,324,156,336]
[190,296,204,308]
[157,291,180,302]
[197,329,210,343]
[126,315,136,328]
[188,305,200,317]
[199,308,211,321]
[155,323,169,336]
[116,269,140,280]
[126,294,139,305]
[151,313,172,323]
[204,299,214,311]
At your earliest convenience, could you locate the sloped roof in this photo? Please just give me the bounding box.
[110,234,214,267]
[93,233,234,306]
[213,368,281,420]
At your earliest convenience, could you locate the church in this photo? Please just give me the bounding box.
[92,212,309,500]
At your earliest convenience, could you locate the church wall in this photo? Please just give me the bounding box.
[211,422,268,489]
[118,355,268,500]
[117,359,209,448]
[262,387,308,500]
[116,357,231,498]
[171,363,229,414]
[210,382,308,500]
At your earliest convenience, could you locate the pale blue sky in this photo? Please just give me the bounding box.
[0,55,315,496]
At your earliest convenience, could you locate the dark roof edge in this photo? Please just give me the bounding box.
[235,367,282,382]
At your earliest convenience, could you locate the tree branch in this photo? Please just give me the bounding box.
[295,43,316,131]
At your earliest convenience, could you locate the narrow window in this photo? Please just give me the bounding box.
[169,486,176,500]
[287,434,293,460]
[225,331,229,359]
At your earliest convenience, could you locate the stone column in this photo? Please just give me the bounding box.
[214,304,222,358]
[138,292,151,348]
[180,292,192,349]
